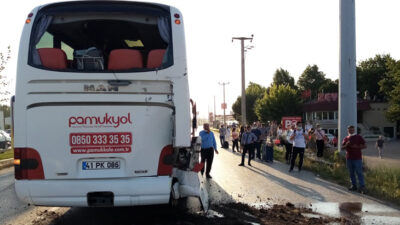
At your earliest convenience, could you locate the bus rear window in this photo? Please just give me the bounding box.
[29,6,172,72]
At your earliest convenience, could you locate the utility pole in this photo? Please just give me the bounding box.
[339,0,357,151]
[232,35,253,126]
[219,82,230,125]
[214,96,216,123]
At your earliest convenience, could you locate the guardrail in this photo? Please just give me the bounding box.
[0,159,13,170]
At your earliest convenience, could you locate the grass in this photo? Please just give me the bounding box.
[0,148,14,160]
[365,166,400,205]
[274,145,400,206]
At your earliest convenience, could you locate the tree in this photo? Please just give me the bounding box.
[297,65,327,98]
[357,54,395,100]
[272,68,296,89]
[0,105,10,118]
[0,46,11,103]
[231,82,265,124]
[320,78,338,93]
[379,59,400,122]
[255,84,301,122]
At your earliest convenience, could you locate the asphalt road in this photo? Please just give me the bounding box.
[1,140,400,225]
[0,167,49,225]
[363,140,400,168]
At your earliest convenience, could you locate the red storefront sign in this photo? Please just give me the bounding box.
[282,117,302,130]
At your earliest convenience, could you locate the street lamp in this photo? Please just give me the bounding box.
[232,35,254,126]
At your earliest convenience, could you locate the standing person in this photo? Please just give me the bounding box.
[259,123,267,144]
[199,123,219,179]
[219,125,227,146]
[239,125,245,153]
[269,121,277,139]
[224,125,231,148]
[251,123,262,159]
[305,120,313,133]
[314,124,325,157]
[285,125,295,164]
[277,124,283,146]
[238,125,257,167]
[289,121,308,172]
[375,136,384,159]
[231,128,239,152]
[342,125,367,193]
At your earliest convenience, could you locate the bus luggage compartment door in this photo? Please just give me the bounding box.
[25,105,174,180]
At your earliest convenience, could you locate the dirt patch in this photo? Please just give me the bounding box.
[28,201,355,225]
[210,202,349,225]
[32,210,61,225]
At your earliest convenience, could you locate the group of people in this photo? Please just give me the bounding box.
[199,121,368,194]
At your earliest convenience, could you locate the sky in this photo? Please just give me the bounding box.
[1,0,400,119]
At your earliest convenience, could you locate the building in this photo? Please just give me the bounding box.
[302,93,397,138]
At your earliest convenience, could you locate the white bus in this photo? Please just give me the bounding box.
[13,1,206,208]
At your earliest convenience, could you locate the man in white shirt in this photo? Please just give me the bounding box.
[314,124,325,157]
[289,121,308,172]
[285,125,295,164]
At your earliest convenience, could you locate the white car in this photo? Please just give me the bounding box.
[0,131,10,151]
[0,130,11,142]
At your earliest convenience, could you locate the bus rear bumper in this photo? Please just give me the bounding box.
[15,176,172,207]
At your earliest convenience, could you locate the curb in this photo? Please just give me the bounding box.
[0,158,13,170]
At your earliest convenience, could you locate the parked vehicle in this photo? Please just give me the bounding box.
[0,130,11,142]
[0,131,11,151]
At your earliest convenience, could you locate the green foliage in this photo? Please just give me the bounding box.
[297,65,327,98]
[0,105,10,117]
[232,96,242,123]
[255,84,301,122]
[231,82,265,124]
[0,148,13,160]
[378,59,400,122]
[272,68,296,89]
[0,46,11,103]
[357,54,395,100]
[365,167,400,205]
[319,79,338,93]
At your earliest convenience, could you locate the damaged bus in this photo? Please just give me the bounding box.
[13,1,207,209]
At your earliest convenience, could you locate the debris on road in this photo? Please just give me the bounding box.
[28,201,351,225]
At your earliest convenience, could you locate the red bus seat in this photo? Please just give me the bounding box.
[147,49,166,68]
[108,49,143,70]
[38,48,68,70]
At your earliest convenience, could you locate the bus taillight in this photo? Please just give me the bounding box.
[157,145,174,176]
[14,148,45,180]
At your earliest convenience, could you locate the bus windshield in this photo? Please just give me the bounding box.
[29,2,172,72]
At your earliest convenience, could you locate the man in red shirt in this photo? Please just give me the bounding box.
[341,125,367,193]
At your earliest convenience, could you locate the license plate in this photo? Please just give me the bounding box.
[82,160,120,170]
